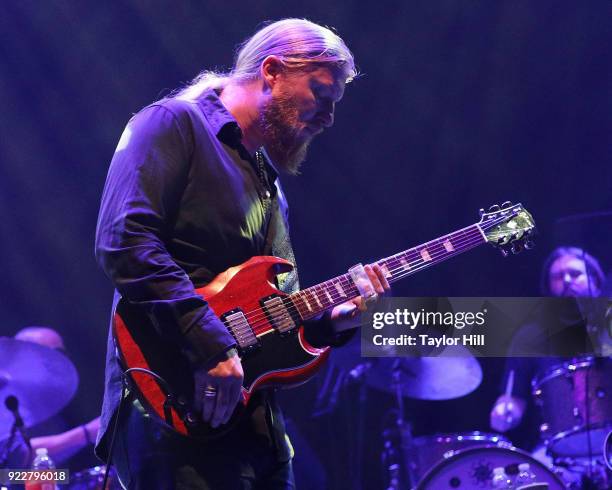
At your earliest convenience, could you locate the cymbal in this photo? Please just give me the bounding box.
[364,351,482,400]
[0,338,78,436]
[332,337,482,400]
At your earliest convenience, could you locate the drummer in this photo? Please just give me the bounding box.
[1,327,100,468]
[490,246,609,441]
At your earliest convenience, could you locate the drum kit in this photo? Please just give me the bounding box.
[0,338,120,489]
[2,333,611,489]
[332,340,612,489]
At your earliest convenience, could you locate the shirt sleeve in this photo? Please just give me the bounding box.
[302,314,357,348]
[95,103,236,367]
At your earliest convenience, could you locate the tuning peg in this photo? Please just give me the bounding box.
[511,242,523,254]
[479,208,485,218]
[489,204,501,213]
[501,201,513,209]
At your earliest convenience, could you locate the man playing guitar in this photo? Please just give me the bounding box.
[95,18,388,489]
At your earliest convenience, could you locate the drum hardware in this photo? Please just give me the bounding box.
[0,338,78,437]
[407,432,511,485]
[381,422,412,490]
[331,337,483,487]
[362,350,483,401]
[331,336,483,401]
[551,454,611,489]
[532,356,612,458]
[384,359,416,489]
[331,330,485,487]
[351,361,371,490]
[414,446,566,489]
[68,465,120,489]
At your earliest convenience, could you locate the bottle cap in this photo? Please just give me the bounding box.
[35,448,48,456]
[518,463,530,471]
[493,467,505,475]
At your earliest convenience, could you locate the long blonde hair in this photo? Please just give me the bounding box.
[177,18,357,101]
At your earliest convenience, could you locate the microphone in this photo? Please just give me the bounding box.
[4,395,24,428]
[4,395,30,449]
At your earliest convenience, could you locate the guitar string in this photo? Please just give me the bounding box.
[241,227,481,331]
[247,233,483,334]
[240,214,531,334]
[243,222,529,335]
[232,213,532,335]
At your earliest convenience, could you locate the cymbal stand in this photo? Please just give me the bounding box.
[381,359,417,490]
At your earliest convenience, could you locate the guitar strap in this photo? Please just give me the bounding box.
[255,156,299,459]
[263,179,300,295]
[256,149,300,295]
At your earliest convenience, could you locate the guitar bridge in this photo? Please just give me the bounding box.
[261,296,298,336]
[222,309,259,352]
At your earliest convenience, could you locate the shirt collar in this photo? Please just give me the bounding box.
[198,89,278,182]
[197,88,278,182]
[196,88,243,147]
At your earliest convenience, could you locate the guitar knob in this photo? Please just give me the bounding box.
[524,240,535,250]
[501,201,513,209]
[500,248,509,257]
[489,204,500,212]
[511,242,523,254]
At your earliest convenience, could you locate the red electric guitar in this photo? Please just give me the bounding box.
[113,202,535,439]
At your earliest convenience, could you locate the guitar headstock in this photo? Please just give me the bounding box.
[477,201,536,256]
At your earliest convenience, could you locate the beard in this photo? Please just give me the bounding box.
[259,92,313,175]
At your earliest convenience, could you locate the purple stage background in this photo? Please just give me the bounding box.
[1,2,610,488]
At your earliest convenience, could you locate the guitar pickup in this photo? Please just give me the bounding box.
[222,309,259,352]
[261,296,298,336]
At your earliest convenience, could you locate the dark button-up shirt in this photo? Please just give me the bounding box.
[95,90,300,460]
[96,91,295,361]
[94,89,352,463]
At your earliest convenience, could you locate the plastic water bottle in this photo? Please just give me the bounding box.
[25,448,56,490]
[515,463,536,486]
[491,466,513,489]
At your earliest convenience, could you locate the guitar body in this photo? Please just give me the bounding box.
[113,256,330,440]
[111,202,536,440]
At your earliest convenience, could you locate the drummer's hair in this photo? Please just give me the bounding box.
[540,246,605,296]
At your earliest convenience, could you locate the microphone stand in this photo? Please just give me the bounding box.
[1,395,32,467]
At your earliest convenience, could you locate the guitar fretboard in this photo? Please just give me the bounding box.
[289,223,486,320]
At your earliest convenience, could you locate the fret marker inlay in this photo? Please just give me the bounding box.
[443,239,454,252]
[420,248,432,262]
[302,293,312,312]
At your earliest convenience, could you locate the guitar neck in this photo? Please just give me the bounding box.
[289,223,486,321]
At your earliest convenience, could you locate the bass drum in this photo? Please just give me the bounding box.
[408,432,509,484]
[415,446,566,489]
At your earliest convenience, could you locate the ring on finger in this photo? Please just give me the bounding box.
[204,385,217,397]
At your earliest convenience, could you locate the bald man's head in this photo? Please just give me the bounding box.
[15,326,65,351]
